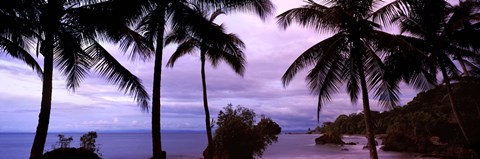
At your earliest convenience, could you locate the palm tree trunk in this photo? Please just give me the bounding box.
[152,5,166,159]
[357,60,379,159]
[439,64,471,144]
[30,32,54,159]
[201,52,214,159]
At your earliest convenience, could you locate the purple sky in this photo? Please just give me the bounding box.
[0,0,454,132]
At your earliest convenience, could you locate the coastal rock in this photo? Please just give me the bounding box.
[315,134,345,145]
[42,148,101,159]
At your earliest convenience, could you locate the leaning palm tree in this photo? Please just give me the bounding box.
[0,1,152,159]
[277,0,434,158]
[378,0,480,145]
[165,5,245,158]
[111,0,273,158]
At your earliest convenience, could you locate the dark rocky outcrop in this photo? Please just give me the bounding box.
[315,133,345,145]
[42,148,101,159]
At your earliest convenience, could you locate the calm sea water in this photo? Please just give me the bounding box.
[0,133,435,159]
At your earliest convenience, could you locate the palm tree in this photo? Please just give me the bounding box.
[1,1,152,159]
[165,5,245,158]
[112,0,273,158]
[379,0,480,145]
[277,0,433,158]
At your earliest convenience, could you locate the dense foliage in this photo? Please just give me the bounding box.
[316,79,480,157]
[211,104,281,159]
[43,132,101,159]
[80,132,99,152]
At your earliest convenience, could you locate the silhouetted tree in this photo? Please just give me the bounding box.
[112,0,273,158]
[277,0,430,158]
[212,104,281,159]
[380,0,480,145]
[165,4,246,157]
[0,1,151,158]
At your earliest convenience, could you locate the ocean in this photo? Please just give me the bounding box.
[0,133,434,159]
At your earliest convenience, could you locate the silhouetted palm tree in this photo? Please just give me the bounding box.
[380,0,480,145]
[277,0,432,158]
[1,1,151,158]
[113,0,273,158]
[165,5,245,158]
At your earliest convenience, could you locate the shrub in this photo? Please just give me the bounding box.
[213,104,281,159]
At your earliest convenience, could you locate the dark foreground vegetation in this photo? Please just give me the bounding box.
[205,105,281,159]
[42,132,101,159]
[314,78,480,158]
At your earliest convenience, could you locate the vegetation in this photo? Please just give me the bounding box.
[316,80,480,158]
[165,3,246,158]
[382,0,480,146]
[114,0,273,158]
[80,132,99,152]
[1,0,480,158]
[210,104,281,159]
[276,0,432,158]
[53,135,73,149]
[43,132,101,159]
[0,1,151,158]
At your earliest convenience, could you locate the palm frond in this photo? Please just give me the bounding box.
[116,26,154,61]
[276,4,345,33]
[69,4,154,61]
[77,0,153,26]
[164,28,189,46]
[363,44,400,109]
[136,6,166,45]
[205,37,246,76]
[374,33,437,90]
[166,2,247,76]
[205,33,245,70]
[200,0,275,20]
[0,36,43,78]
[344,56,360,104]
[282,33,346,86]
[209,9,225,22]
[169,2,234,52]
[86,41,150,110]
[308,54,344,123]
[371,0,411,27]
[439,54,461,79]
[54,30,92,91]
[166,39,199,67]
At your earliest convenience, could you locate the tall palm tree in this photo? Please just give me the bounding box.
[0,1,152,158]
[277,0,433,158]
[165,5,245,158]
[378,0,480,145]
[112,0,273,158]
